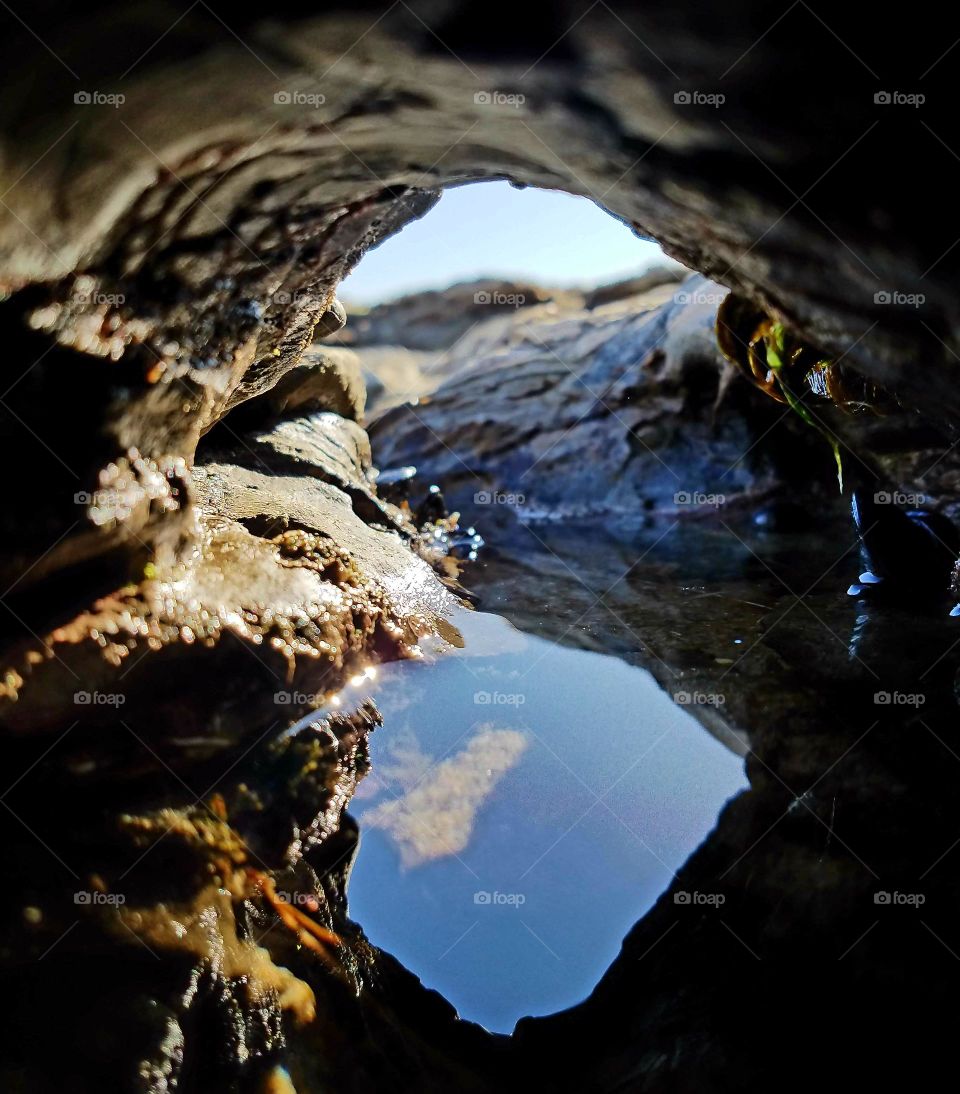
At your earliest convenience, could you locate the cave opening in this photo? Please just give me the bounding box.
[337,180,681,409]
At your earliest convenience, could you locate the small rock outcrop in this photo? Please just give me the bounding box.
[335,279,586,352]
[370,276,830,523]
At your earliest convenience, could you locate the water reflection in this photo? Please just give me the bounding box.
[345,611,748,1033]
[363,726,528,868]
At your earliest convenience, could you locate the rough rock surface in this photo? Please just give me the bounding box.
[372,274,960,534]
[336,279,586,351]
[582,264,685,310]
[0,404,460,752]
[371,276,835,524]
[0,394,478,1092]
[232,344,369,427]
[354,293,599,413]
[0,697,508,1093]
[0,1,955,435]
[348,267,688,412]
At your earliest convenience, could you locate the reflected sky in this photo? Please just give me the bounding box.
[345,610,748,1033]
[362,726,528,868]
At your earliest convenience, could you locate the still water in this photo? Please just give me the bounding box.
[342,609,748,1033]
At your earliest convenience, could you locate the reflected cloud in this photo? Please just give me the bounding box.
[355,727,434,800]
[361,726,528,868]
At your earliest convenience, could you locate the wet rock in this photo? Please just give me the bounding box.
[583,264,686,309]
[352,275,689,414]
[463,504,960,1091]
[336,279,585,351]
[228,345,368,428]
[371,276,835,525]
[0,696,507,1093]
[356,345,440,413]
[0,2,955,435]
[249,413,373,494]
[0,405,459,765]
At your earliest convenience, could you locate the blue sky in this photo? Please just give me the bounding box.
[340,181,673,305]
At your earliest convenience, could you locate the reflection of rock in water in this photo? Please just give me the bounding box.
[362,727,528,867]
